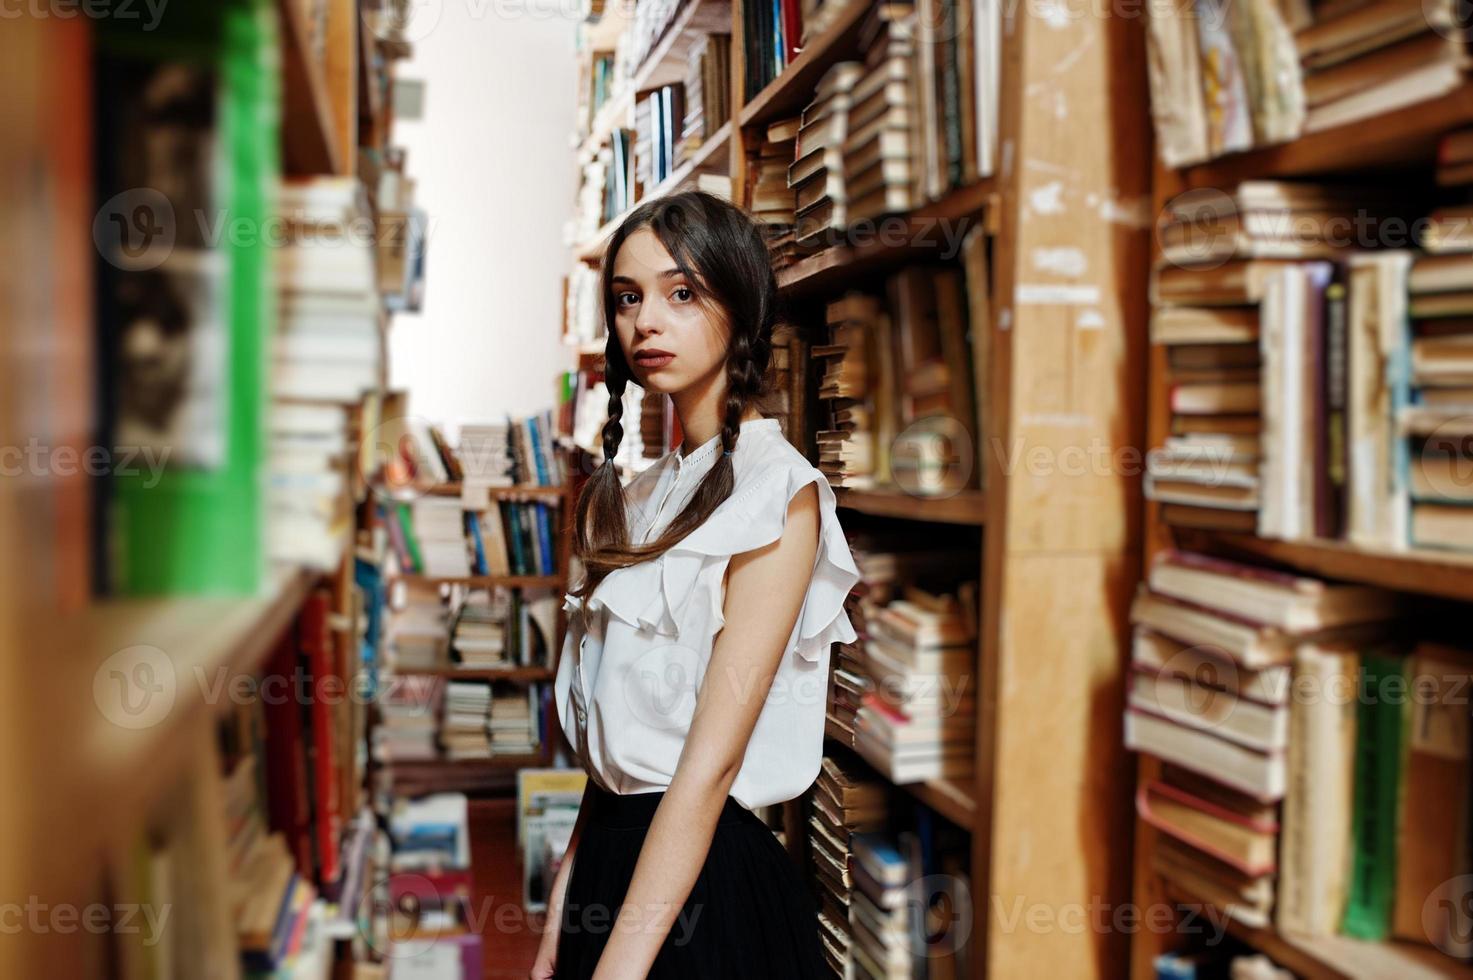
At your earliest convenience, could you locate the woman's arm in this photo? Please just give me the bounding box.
[590,483,822,980]
[530,779,598,979]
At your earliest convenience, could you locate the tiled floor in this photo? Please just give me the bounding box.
[469,797,545,979]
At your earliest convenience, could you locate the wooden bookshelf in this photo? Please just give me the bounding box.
[1130,62,1473,980]
[627,0,732,93]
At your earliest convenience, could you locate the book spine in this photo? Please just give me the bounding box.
[1325,277,1349,539]
[535,504,555,576]
[1341,650,1405,940]
[505,503,526,576]
[467,511,488,575]
[303,591,341,887]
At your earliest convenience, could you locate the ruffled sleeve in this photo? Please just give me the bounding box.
[662,463,862,662]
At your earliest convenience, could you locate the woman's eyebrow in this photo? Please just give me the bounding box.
[611,268,683,286]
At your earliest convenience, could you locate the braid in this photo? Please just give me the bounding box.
[600,372,626,467]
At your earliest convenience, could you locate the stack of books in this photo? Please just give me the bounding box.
[457,421,514,489]
[440,681,493,760]
[1125,549,1400,927]
[273,176,381,403]
[849,832,920,978]
[386,584,451,671]
[373,675,443,763]
[843,8,919,224]
[1296,0,1466,134]
[450,589,509,669]
[752,116,800,262]
[815,295,878,491]
[853,585,977,785]
[489,686,540,756]
[402,498,472,578]
[266,402,352,571]
[790,61,864,248]
[1405,249,1473,551]
[808,755,888,978]
[386,793,482,968]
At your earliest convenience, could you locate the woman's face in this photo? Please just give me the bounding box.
[610,227,729,395]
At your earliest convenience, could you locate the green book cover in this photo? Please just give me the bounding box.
[101,0,277,595]
[396,503,424,574]
[1341,649,1407,940]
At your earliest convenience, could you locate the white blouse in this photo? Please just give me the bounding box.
[554,417,862,810]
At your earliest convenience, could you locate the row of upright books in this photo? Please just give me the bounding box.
[384,497,562,578]
[1144,0,1471,166]
[1147,178,1473,554]
[373,675,551,763]
[1124,549,1472,959]
[103,586,373,976]
[807,752,972,978]
[749,0,998,255]
[815,274,986,496]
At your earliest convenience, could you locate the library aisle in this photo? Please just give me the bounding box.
[6,0,1473,979]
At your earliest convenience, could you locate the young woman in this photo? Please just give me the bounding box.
[530,191,862,980]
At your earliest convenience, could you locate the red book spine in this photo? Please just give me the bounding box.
[781,0,802,66]
[262,630,313,875]
[302,590,342,887]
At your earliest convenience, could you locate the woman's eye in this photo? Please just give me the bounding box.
[672,286,692,302]
[616,292,639,307]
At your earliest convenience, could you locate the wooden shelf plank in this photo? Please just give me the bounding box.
[278,0,341,175]
[422,483,572,501]
[834,487,986,526]
[386,665,555,682]
[1166,886,1473,980]
[737,0,874,129]
[901,778,977,831]
[775,179,994,297]
[1182,84,1473,188]
[394,573,565,589]
[382,754,547,770]
[1181,530,1473,603]
[59,568,319,838]
[575,119,733,264]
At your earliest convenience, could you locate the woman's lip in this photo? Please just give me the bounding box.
[634,353,675,367]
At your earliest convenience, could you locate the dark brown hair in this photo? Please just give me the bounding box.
[570,190,779,600]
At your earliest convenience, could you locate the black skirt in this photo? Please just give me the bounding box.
[553,784,826,980]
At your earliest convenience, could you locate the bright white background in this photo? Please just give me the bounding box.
[388,0,582,425]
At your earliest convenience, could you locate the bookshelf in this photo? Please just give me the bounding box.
[565,1,1151,976]
[1128,39,1473,980]
[3,2,415,974]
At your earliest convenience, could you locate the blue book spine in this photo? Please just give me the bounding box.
[526,417,549,485]
[535,503,554,575]
[772,0,783,78]
[505,504,526,575]
[467,511,488,575]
